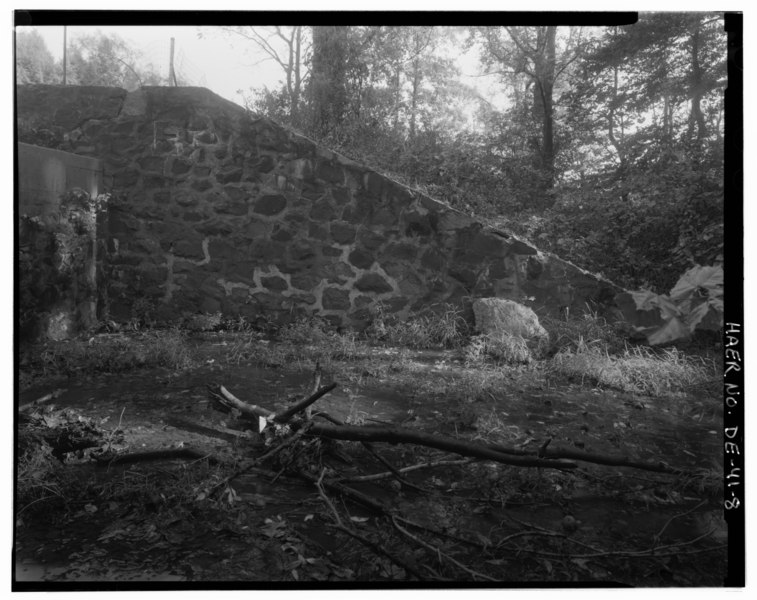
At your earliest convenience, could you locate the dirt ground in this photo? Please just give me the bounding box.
[14,335,728,587]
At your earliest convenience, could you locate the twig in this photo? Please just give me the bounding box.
[208,425,311,496]
[340,459,472,483]
[499,529,720,560]
[315,470,425,580]
[653,500,707,544]
[274,383,338,423]
[391,515,498,582]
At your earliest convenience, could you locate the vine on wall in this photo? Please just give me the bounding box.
[19,188,109,341]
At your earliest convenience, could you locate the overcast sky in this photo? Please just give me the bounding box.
[20,26,286,104]
[20,25,503,111]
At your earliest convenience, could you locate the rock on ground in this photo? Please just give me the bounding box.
[472,298,549,344]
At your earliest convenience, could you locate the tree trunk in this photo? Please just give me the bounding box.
[688,17,707,141]
[309,26,350,139]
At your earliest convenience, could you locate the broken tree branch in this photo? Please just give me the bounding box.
[307,422,577,470]
[274,382,338,423]
[485,441,691,475]
[208,385,276,419]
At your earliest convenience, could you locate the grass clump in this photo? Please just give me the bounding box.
[550,338,715,396]
[541,311,629,356]
[20,328,195,385]
[463,333,532,365]
[366,303,470,349]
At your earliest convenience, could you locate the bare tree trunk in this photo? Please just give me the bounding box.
[688,17,707,141]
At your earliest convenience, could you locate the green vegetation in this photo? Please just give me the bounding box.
[366,303,471,349]
[19,328,195,388]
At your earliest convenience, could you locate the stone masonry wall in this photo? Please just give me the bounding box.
[17,85,623,329]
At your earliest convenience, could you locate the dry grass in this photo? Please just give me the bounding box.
[366,303,470,349]
[22,329,195,384]
[463,333,532,365]
[550,337,716,396]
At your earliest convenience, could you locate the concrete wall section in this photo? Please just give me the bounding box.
[18,143,103,218]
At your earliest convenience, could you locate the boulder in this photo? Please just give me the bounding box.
[472,298,548,344]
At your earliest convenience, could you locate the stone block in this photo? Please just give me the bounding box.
[358,229,385,251]
[143,174,167,189]
[385,242,418,262]
[322,246,343,257]
[331,222,356,244]
[363,172,384,198]
[290,272,322,291]
[175,191,199,207]
[318,262,355,285]
[348,248,374,270]
[253,194,287,216]
[216,167,243,184]
[355,273,393,294]
[194,130,216,144]
[191,179,214,192]
[271,227,294,242]
[316,160,344,184]
[113,168,139,187]
[224,185,251,202]
[250,239,286,263]
[255,155,276,173]
[138,156,165,172]
[469,231,508,257]
[421,248,445,270]
[209,239,241,262]
[322,287,351,310]
[171,159,192,176]
[308,222,329,241]
[217,201,249,216]
[262,275,289,292]
[331,187,351,205]
[310,198,335,221]
[173,239,205,260]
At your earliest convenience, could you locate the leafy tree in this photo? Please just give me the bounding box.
[222,26,310,127]
[16,29,58,84]
[67,31,163,90]
[475,26,589,204]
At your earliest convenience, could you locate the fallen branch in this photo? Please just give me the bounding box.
[486,442,692,475]
[391,515,497,582]
[95,447,219,467]
[209,385,276,419]
[307,423,577,470]
[340,459,473,483]
[315,469,425,581]
[19,388,66,412]
[274,383,338,423]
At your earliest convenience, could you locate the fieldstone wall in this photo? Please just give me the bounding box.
[16,85,623,329]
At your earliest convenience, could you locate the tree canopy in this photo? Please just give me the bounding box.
[232,16,726,293]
